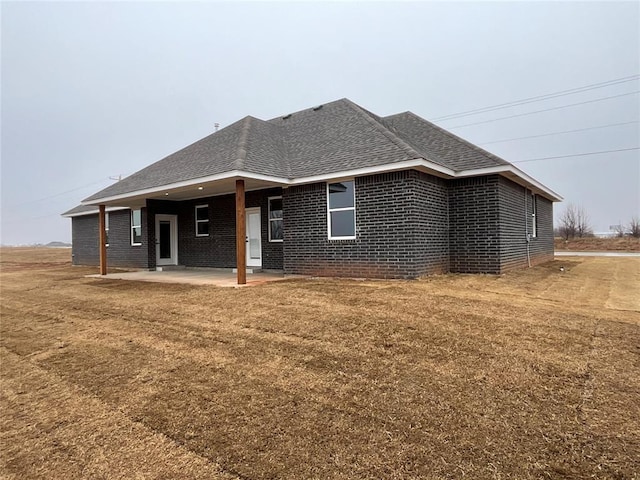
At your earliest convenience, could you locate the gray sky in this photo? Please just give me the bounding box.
[2,1,639,245]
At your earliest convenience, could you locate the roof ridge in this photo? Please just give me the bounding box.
[266,98,350,123]
[234,116,252,170]
[342,99,423,160]
[403,111,510,166]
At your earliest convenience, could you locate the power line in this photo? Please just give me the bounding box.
[447,91,640,129]
[513,147,639,164]
[479,121,640,145]
[432,74,640,121]
[6,173,128,209]
[15,178,112,206]
[2,211,64,223]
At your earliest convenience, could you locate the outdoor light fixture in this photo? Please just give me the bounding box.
[165,192,169,196]
[198,186,204,190]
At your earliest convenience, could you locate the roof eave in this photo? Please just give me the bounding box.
[82,159,561,206]
[457,165,563,201]
[81,170,292,207]
[61,206,130,218]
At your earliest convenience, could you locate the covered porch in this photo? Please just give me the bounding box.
[92,176,287,285]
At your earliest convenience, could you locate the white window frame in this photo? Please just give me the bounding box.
[531,193,537,238]
[105,212,110,247]
[131,209,142,246]
[195,204,210,237]
[327,179,356,240]
[268,196,283,242]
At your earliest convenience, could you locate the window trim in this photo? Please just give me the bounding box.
[327,179,356,240]
[105,212,110,247]
[531,193,537,238]
[268,196,283,242]
[195,204,210,237]
[131,209,142,246]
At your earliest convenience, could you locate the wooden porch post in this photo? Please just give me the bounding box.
[98,205,107,275]
[235,179,246,285]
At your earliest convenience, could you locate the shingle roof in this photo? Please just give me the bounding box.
[62,205,100,216]
[61,204,129,217]
[381,111,509,171]
[83,98,513,202]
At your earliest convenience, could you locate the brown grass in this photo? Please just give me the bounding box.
[555,236,640,252]
[1,247,639,479]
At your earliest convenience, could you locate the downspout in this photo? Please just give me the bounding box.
[524,187,531,268]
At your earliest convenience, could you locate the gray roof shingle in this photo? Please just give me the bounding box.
[62,205,101,216]
[381,111,509,171]
[83,98,514,202]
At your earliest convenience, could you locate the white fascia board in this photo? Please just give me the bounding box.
[289,158,455,185]
[456,165,563,201]
[82,160,454,205]
[82,170,290,205]
[62,206,129,218]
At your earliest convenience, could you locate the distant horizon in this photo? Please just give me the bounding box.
[1,242,72,248]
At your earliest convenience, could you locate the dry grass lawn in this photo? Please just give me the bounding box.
[1,247,639,479]
[555,236,640,252]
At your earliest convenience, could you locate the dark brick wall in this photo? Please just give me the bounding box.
[71,209,148,268]
[71,173,554,277]
[498,177,528,271]
[146,188,283,269]
[449,176,501,273]
[498,177,554,270]
[71,214,98,266]
[412,172,449,276]
[108,209,149,268]
[531,194,554,263]
[282,170,449,279]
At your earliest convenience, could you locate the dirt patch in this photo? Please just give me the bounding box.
[1,248,639,479]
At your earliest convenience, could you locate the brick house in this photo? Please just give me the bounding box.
[63,99,561,282]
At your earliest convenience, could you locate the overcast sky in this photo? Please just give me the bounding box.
[2,1,639,245]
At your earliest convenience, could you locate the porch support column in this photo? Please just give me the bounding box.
[235,179,246,285]
[98,204,107,275]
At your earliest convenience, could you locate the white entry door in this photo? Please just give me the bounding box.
[156,214,178,266]
[246,208,262,268]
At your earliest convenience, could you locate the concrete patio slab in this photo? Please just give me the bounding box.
[86,269,301,287]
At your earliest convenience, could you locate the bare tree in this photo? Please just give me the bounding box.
[558,203,577,239]
[558,203,592,239]
[629,216,640,238]
[575,206,593,237]
[612,224,625,238]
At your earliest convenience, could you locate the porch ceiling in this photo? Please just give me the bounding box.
[89,176,287,208]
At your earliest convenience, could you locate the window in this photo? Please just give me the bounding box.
[105,212,110,247]
[268,197,283,242]
[327,180,356,239]
[131,209,142,245]
[531,193,537,238]
[195,205,209,236]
